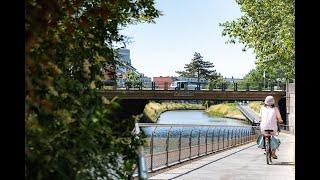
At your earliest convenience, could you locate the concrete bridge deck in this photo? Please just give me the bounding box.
[149,132,294,180]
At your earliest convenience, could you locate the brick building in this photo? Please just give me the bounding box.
[153,76,173,89]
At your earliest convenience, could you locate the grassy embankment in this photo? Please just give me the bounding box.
[143,102,205,123]
[248,101,263,114]
[205,103,246,120]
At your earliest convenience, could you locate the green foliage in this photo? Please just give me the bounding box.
[208,73,224,89]
[124,70,140,89]
[237,66,286,90]
[220,0,294,80]
[25,0,160,179]
[176,52,218,83]
[206,103,246,120]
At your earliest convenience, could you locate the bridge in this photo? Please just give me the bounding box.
[101,90,286,120]
[102,90,285,102]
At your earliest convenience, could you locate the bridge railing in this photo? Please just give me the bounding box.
[237,103,260,124]
[104,81,286,92]
[134,123,260,177]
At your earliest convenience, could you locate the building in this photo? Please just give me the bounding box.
[153,76,173,89]
[224,77,243,83]
[140,73,152,88]
[118,48,131,65]
[113,48,139,87]
[177,77,208,84]
[104,48,152,88]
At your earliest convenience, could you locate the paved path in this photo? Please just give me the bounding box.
[149,133,294,180]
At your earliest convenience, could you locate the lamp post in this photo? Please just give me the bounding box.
[263,70,266,89]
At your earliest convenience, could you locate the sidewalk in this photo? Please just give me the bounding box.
[149,133,295,180]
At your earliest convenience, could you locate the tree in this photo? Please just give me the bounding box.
[238,66,285,90]
[25,0,160,179]
[208,73,224,89]
[220,0,294,80]
[238,68,264,89]
[124,70,140,89]
[176,52,217,84]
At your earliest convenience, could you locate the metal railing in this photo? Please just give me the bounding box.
[135,123,260,177]
[237,103,260,124]
[104,81,286,92]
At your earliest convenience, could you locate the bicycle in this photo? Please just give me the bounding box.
[263,130,274,165]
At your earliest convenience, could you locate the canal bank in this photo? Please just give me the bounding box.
[143,102,248,123]
[206,103,246,121]
[143,102,205,123]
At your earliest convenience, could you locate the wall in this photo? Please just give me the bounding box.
[286,83,295,133]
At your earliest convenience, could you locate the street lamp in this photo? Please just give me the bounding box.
[263,70,266,89]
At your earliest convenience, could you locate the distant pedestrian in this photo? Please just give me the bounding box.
[259,96,283,159]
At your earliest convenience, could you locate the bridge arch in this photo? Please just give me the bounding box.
[278,97,287,125]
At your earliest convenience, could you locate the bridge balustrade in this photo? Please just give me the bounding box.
[105,81,286,92]
[135,123,260,175]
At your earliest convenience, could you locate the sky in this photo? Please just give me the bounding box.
[120,0,257,79]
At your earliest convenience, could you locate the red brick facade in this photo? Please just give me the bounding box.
[153,76,173,89]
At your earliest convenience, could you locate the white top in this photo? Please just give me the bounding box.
[259,106,282,133]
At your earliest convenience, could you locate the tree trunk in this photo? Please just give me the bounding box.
[197,70,200,84]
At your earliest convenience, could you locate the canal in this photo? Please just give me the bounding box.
[141,110,251,154]
[157,110,248,126]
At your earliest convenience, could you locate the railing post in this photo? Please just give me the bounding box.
[222,128,226,149]
[189,129,193,159]
[211,128,215,152]
[135,123,148,180]
[235,129,238,145]
[217,128,221,150]
[150,127,157,171]
[246,130,248,142]
[230,129,234,147]
[258,83,262,91]
[227,128,230,148]
[205,128,209,155]
[240,129,244,144]
[151,82,155,90]
[178,129,182,162]
[246,83,250,91]
[221,83,226,91]
[166,127,172,167]
[237,128,241,145]
[198,130,201,156]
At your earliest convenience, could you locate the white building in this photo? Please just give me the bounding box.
[115,48,151,88]
[176,77,208,83]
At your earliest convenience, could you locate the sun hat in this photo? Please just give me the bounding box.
[264,96,275,105]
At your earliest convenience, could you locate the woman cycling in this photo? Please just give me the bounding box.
[259,96,283,159]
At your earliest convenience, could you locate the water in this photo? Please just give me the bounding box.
[141,110,251,153]
[157,110,248,126]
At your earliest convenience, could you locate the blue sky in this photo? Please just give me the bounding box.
[121,0,256,79]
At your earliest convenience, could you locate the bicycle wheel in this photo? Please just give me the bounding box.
[265,138,271,165]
